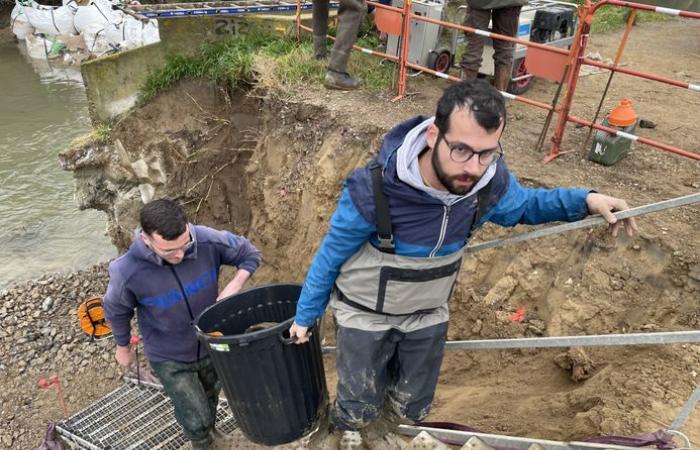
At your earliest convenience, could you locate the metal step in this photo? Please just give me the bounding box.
[398,425,695,450]
[56,378,237,450]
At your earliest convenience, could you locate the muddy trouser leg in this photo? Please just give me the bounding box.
[491,6,521,69]
[385,321,448,423]
[313,0,330,56]
[328,0,367,73]
[460,7,492,72]
[198,358,222,432]
[151,358,220,448]
[331,325,398,431]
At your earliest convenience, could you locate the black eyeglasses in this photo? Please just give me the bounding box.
[145,230,194,257]
[437,131,503,166]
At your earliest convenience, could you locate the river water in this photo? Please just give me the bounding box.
[0,36,115,290]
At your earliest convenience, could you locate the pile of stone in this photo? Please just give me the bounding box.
[0,264,112,374]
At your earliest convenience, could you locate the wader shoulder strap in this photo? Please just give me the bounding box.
[369,161,395,254]
[470,180,493,234]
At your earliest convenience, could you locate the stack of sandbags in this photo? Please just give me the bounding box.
[11,0,160,59]
[76,0,159,56]
[104,15,159,51]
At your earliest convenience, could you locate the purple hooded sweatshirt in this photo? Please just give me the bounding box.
[103,224,262,363]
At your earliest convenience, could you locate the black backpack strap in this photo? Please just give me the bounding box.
[368,161,395,254]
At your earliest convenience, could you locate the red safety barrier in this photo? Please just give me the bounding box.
[295,0,699,162]
[547,0,700,162]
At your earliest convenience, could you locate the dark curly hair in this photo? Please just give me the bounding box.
[434,79,506,135]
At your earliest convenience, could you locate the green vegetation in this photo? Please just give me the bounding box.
[93,122,112,144]
[69,122,112,148]
[588,4,673,33]
[139,31,395,102]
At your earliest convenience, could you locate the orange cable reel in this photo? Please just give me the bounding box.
[77,297,112,339]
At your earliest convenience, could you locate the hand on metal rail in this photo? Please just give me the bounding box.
[586,192,639,237]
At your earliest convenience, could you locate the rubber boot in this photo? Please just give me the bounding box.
[460,68,479,80]
[324,69,363,90]
[314,35,328,60]
[493,63,513,92]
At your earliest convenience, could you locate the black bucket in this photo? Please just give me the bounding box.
[194,283,327,446]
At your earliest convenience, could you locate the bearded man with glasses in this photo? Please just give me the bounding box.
[103,199,261,450]
[288,80,637,449]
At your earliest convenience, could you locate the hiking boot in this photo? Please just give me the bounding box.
[209,427,234,450]
[210,427,228,440]
[189,436,213,450]
[324,70,363,90]
[338,430,364,449]
[360,418,405,450]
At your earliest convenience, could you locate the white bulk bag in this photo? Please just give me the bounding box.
[24,33,52,59]
[24,2,78,36]
[82,23,113,57]
[73,0,123,33]
[11,1,35,40]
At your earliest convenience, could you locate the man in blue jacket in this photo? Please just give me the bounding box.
[288,80,636,446]
[103,199,261,450]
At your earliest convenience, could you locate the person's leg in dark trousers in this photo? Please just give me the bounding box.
[313,0,330,59]
[331,325,398,431]
[386,322,448,423]
[491,5,522,91]
[325,0,366,89]
[151,358,221,449]
[198,359,222,434]
[459,7,491,79]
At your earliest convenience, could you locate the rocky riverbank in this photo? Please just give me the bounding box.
[0,263,125,449]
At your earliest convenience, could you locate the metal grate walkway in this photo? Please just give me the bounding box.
[56,378,237,450]
[124,0,338,19]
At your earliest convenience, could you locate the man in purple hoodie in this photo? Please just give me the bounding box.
[103,199,262,449]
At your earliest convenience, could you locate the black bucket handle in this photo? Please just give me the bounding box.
[279,327,313,345]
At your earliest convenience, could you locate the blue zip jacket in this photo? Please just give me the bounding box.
[103,224,262,363]
[294,116,591,327]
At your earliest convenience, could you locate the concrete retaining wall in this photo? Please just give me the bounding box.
[82,13,313,122]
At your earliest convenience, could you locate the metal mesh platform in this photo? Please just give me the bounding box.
[56,379,237,450]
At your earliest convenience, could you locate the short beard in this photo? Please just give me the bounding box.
[431,148,480,195]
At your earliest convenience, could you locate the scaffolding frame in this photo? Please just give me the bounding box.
[123,0,338,19]
[322,329,700,437]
